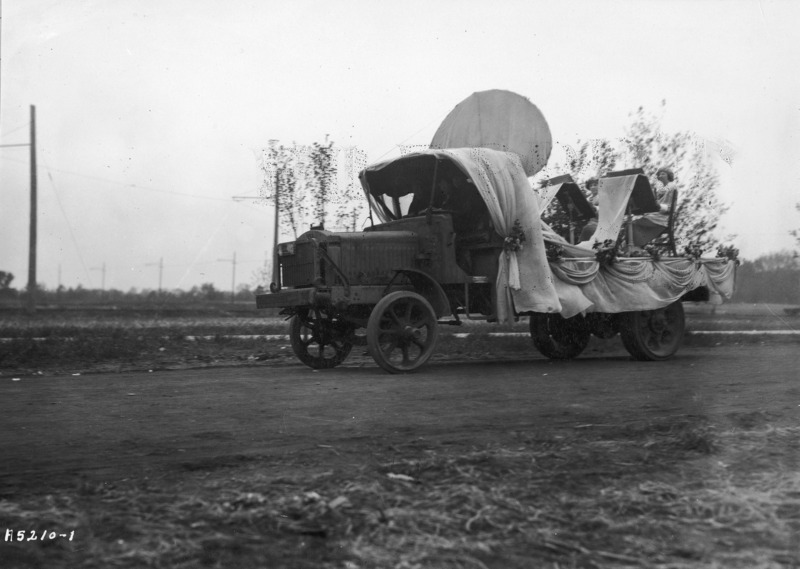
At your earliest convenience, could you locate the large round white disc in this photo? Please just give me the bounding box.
[430,89,552,176]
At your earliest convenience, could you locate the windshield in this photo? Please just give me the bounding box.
[360,152,476,221]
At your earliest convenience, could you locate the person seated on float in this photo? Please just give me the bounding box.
[631,167,677,247]
[578,177,600,242]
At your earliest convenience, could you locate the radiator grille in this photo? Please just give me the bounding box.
[280,242,315,287]
[337,241,418,284]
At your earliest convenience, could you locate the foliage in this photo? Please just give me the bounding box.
[716,244,741,266]
[683,243,704,261]
[593,239,619,266]
[503,219,527,252]
[545,243,565,262]
[791,202,800,250]
[542,102,731,253]
[0,271,15,299]
[260,139,369,237]
[621,103,728,252]
[0,271,13,290]
[337,146,369,231]
[732,250,799,304]
[309,135,337,228]
[260,140,310,240]
[564,138,618,182]
[644,244,662,262]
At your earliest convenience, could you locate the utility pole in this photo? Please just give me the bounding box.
[217,252,236,303]
[27,105,37,314]
[272,168,279,286]
[0,104,37,312]
[91,262,106,291]
[146,257,163,294]
[232,145,281,287]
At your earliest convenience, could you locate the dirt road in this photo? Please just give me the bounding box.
[2,344,798,494]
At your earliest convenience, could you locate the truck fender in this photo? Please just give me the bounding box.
[389,269,452,319]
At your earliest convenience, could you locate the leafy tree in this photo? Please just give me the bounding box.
[791,203,800,250]
[620,103,729,252]
[260,140,310,240]
[541,102,730,252]
[565,139,619,182]
[733,250,799,303]
[0,271,13,290]
[0,271,16,299]
[309,135,337,228]
[200,282,223,301]
[334,146,368,231]
[260,137,369,237]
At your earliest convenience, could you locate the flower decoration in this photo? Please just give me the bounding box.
[504,219,527,252]
[683,243,704,261]
[716,244,740,266]
[593,239,618,267]
[545,243,565,262]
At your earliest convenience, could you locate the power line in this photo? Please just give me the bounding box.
[0,153,243,202]
[43,166,94,287]
[0,121,33,139]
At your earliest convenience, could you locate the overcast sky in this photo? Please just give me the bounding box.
[2,0,799,293]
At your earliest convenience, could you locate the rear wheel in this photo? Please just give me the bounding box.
[619,301,685,361]
[289,308,354,369]
[529,313,590,359]
[367,291,439,373]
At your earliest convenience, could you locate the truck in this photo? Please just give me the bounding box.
[255,144,736,373]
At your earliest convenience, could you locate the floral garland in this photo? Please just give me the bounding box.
[683,243,704,261]
[545,243,565,262]
[716,244,741,266]
[504,219,527,252]
[593,239,619,267]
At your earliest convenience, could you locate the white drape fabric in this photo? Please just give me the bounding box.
[440,148,562,322]
[547,256,736,318]
[531,182,562,211]
[577,176,637,249]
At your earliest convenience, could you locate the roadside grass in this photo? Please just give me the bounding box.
[3,304,797,373]
[2,421,798,568]
[0,314,288,338]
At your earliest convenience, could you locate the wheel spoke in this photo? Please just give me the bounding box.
[290,311,355,368]
[404,301,413,321]
[401,344,412,365]
[410,336,427,350]
[381,339,398,356]
[410,315,431,328]
[388,305,403,325]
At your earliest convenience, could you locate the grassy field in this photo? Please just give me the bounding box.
[1,303,798,374]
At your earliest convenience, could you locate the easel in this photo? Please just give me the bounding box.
[601,169,660,252]
[547,174,595,245]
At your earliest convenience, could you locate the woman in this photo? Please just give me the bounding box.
[631,168,677,248]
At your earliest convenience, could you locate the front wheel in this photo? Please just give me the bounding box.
[367,291,439,373]
[529,313,590,360]
[619,301,685,361]
[289,309,354,369]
